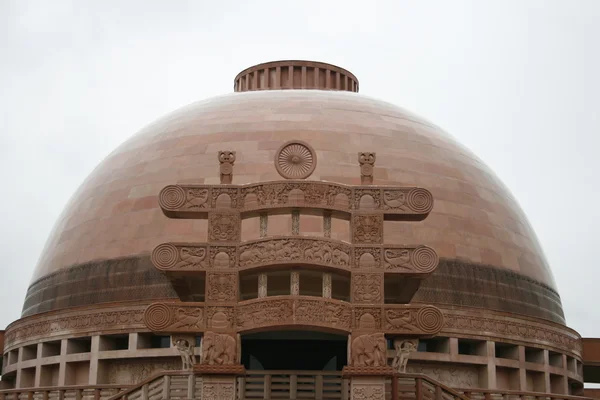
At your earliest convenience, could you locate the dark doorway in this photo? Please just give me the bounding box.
[241,331,347,371]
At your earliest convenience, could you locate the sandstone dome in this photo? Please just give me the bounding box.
[23,61,562,325]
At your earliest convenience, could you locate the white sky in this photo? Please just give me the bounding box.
[0,0,599,342]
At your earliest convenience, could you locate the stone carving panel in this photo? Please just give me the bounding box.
[407,364,479,388]
[383,245,439,273]
[384,305,444,335]
[151,243,237,270]
[354,247,382,269]
[392,339,418,373]
[160,182,432,216]
[238,237,351,269]
[351,332,387,367]
[351,382,385,400]
[144,303,205,332]
[208,212,241,242]
[236,299,294,331]
[275,140,317,179]
[202,376,236,400]
[218,150,236,185]
[207,272,237,302]
[206,306,235,331]
[294,298,351,330]
[352,273,383,303]
[354,308,383,331]
[352,214,383,244]
[106,359,179,385]
[358,152,376,185]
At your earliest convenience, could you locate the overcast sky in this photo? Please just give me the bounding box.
[1,0,599,341]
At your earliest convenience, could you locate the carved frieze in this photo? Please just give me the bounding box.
[236,299,294,331]
[352,214,383,244]
[352,273,383,303]
[159,182,433,217]
[151,243,237,271]
[238,237,351,270]
[208,212,241,242]
[144,302,205,332]
[207,272,237,302]
[294,298,352,330]
[202,376,236,400]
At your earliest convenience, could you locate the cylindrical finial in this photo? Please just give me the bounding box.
[234,60,359,93]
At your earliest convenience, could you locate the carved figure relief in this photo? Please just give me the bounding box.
[207,273,237,302]
[171,308,204,329]
[358,152,376,185]
[354,189,381,210]
[353,274,383,303]
[383,249,410,270]
[352,214,383,244]
[351,332,387,367]
[212,187,239,208]
[383,190,406,210]
[200,331,237,365]
[209,246,236,268]
[236,299,294,330]
[382,246,439,273]
[392,339,418,373]
[174,338,196,370]
[354,247,381,269]
[218,151,236,184]
[208,213,240,242]
[275,140,317,179]
[238,238,350,269]
[294,298,352,329]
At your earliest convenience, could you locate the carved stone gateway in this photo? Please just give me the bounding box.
[150,143,441,400]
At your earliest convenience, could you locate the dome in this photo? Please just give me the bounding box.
[23,77,563,324]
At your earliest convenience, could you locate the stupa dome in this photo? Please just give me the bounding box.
[24,60,562,324]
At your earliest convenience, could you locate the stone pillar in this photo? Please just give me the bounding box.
[88,336,100,384]
[543,349,551,394]
[485,341,497,389]
[291,210,300,235]
[258,274,267,298]
[291,271,300,295]
[323,212,332,238]
[57,339,68,386]
[343,333,392,400]
[561,354,570,394]
[518,345,527,390]
[260,213,268,238]
[323,272,332,299]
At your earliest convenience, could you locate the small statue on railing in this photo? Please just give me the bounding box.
[392,339,418,373]
[174,338,196,370]
[219,151,236,184]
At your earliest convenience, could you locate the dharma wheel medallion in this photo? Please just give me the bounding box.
[275,140,316,179]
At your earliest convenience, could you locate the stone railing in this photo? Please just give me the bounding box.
[394,374,469,400]
[457,388,592,400]
[240,370,347,399]
[0,385,130,400]
[106,371,199,400]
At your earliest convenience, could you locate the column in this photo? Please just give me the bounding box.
[485,341,497,389]
[258,274,267,298]
[323,212,332,239]
[57,339,68,386]
[518,345,527,390]
[323,273,332,299]
[291,271,300,295]
[88,336,100,384]
[260,213,268,238]
[291,210,300,235]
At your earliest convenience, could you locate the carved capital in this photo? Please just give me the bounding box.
[218,151,236,184]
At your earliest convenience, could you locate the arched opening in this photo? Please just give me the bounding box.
[241,330,347,371]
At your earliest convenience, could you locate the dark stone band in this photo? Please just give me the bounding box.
[22,257,564,324]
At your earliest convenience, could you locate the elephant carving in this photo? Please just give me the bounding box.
[200,331,237,365]
[351,332,387,367]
